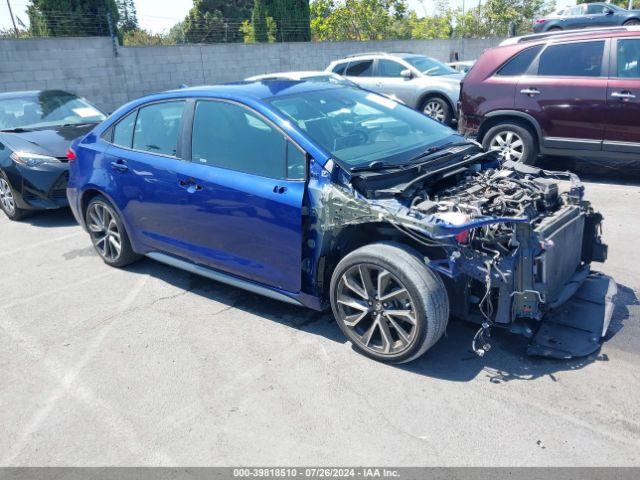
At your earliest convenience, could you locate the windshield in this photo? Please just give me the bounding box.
[0,91,106,131]
[267,87,454,168]
[404,56,457,76]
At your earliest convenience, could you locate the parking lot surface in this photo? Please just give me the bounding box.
[1,158,639,466]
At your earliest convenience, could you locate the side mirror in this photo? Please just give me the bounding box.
[400,69,413,79]
[605,8,614,15]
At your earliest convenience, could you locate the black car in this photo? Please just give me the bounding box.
[533,3,640,33]
[0,90,106,220]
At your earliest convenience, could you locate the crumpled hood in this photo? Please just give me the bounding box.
[0,124,95,158]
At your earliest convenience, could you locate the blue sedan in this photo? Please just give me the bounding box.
[67,80,611,363]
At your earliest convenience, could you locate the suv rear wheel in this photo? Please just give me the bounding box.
[421,96,453,125]
[483,122,538,165]
[330,242,449,364]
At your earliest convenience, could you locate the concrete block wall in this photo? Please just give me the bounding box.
[0,36,504,112]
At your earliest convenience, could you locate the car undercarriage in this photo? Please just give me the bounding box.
[305,149,616,359]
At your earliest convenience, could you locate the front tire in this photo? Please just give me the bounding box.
[0,173,29,221]
[421,96,453,125]
[624,19,640,26]
[482,122,538,165]
[330,242,449,364]
[85,195,140,268]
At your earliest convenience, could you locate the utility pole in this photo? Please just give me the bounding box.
[6,0,19,37]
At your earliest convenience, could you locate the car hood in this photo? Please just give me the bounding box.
[0,124,96,158]
[416,72,464,86]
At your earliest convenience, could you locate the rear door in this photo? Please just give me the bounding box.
[343,59,379,91]
[102,100,198,259]
[515,39,609,151]
[372,58,418,105]
[177,99,306,293]
[604,37,640,154]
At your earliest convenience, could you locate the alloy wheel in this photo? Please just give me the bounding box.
[0,178,15,215]
[87,202,122,261]
[489,130,524,162]
[423,101,446,123]
[335,263,418,356]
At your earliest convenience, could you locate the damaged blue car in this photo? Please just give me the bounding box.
[67,81,615,363]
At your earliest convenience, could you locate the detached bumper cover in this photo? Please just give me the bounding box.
[527,272,617,359]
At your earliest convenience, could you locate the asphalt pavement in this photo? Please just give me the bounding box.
[1,157,638,466]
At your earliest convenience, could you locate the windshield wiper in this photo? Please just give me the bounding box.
[0,127,34,133]
[407,141,474,165]
[350,160,409,173]
[60,122,98,128]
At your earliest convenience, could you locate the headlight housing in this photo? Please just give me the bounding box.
[10,151,60,167]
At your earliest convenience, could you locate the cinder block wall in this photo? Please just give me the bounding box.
[0,36,504,112]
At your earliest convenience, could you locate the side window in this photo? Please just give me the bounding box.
[377,59,406,77]
[617,39,640,78]
[332,62,347,75]
[587,4,606,14]
[496,46,543,76]
[345,60,373,77]
[191,100,288,179]
[132,101,185,156]
[286,142,306,180]
[537,41,604,77]
[112,110,137,148]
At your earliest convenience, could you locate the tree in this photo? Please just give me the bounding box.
[253,0,269,41]
[310,0,408,41]
[183,0,253,43]
[27,0,119,37]
[452,0,554,37]
[117,0,138,34]
[264,0,311,41]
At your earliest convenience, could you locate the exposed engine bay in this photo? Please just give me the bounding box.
[306,151,615,359]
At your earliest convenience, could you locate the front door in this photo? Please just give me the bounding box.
[179,99,306,293]
[372,59,418,105]
[604,37,640,155]
[515,40,608,151]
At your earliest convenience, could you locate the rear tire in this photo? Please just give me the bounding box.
[85,195,140,268]
[0,172,29,221]
[482,122,538,165]
[421,96,453,126]
[624,19,640,26]
[330,242,449,364]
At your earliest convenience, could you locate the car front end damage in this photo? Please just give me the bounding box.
[304,150,615,359]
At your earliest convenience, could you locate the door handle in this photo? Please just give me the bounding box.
[272,185,287,194]
[520,88,541,96]
[611,91,636,100]
[178,178,202,193]
[110,160,128,172]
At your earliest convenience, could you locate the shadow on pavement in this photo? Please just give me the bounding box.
[537,155,640,186]
[123,257,637,384]
[21,207,78,228]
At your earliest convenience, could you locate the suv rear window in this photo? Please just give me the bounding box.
[345,60,373,77]
[496,46,543,76]
[537,41,605,77]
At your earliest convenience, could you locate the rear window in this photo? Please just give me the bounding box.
[345,60,373,77]
[537,41,605,77]
[496,46,543,76]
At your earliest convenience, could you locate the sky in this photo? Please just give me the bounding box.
[1,0,578,34]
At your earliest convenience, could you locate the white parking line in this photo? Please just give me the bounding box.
[0,275,174,465]
[0,231,83,258]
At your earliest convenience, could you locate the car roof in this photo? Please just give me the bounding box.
[159,80,342,102]
[333,52,416,62]
[245,71,332,81]
[500,25,640,47]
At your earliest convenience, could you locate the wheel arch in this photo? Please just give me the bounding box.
[479,111,542,147]
[416,90,456,114]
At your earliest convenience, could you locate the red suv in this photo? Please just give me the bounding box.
[459,27,640,164]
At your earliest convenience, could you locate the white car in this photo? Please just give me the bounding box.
[245,71,358,87]
[447,60,475,74]
[326,52,464,125]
